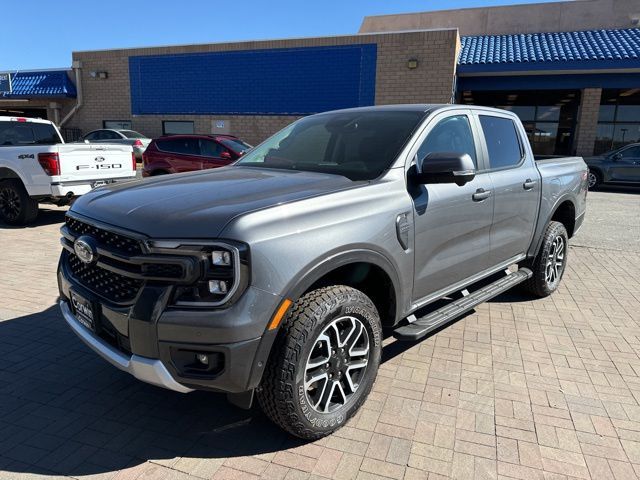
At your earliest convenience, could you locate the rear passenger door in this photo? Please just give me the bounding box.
[156,138,202,172]
[475,113,540,265]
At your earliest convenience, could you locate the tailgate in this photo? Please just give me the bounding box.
[57,143,135,181]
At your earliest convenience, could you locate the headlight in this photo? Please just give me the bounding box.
[146,240,250,307]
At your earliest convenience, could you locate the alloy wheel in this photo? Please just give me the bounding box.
[588,171,598,189]
[0,186,20,221]
[545,235,565,288]
[304,316,370,414]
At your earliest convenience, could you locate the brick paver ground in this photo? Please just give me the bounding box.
[1,191,639,480]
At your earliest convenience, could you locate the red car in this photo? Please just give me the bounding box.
[142,134,252,177]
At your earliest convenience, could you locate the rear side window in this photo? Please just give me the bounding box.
[479,115,523,169]
[156,138,199,155]
[0,121,61,146]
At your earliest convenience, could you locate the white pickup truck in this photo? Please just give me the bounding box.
[0,116,137,225]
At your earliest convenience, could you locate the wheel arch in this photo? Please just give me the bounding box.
[527,195,577,259]
[246,248,402,393]
[284,249,402,329]
[0,167,24,183]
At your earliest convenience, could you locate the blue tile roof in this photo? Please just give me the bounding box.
[1,70,76,98]
[459,29,640,72]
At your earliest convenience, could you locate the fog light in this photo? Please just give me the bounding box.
[208,280,228,294]
[196,353,209,365]
[211,250,231,266]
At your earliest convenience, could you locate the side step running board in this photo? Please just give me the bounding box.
[393,268,532,341]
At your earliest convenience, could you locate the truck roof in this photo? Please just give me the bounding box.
[0,115,52,124]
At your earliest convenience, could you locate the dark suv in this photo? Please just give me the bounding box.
[142,134,251,177]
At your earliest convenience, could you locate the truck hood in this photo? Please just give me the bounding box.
[70,166,357,238]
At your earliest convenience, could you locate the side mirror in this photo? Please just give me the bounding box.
[84,139,90,144]
[220,151,232,160]
[613,153,623,161]
[414,152,476,186]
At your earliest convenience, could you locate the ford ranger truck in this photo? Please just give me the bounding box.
[0,116,137,225]
[57,105,588,439]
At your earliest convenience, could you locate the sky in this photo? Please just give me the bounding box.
[2,0,563,71]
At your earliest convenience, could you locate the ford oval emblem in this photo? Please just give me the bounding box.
[95,156,105,162]
[74,236,97,264]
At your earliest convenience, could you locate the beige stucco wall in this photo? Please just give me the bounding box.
[359,0,639,36]
[68,30,459,145]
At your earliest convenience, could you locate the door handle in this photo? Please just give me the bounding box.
[472,188,492,201]
[523,179,537,190]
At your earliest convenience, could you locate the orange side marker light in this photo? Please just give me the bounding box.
[268,299,293,330]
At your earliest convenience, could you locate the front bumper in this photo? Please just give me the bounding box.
[59,300,192,393]
[58,260,281,394]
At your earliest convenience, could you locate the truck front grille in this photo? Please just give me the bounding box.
[61,215,194,305]
[67,253,143,303]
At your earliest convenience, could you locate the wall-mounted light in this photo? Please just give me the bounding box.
[89,71,108,79]
[407,58,419,70]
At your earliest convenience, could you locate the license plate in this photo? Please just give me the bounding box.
[70,291,96,331]
[92,180,108,189]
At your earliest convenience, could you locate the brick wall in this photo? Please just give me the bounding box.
[69,29,459,144]
[574,88,602,157]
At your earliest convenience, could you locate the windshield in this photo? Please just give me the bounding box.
[219,137,252,153]
[0,121,62,146]
[120,130,147,139]
[235,110,426,180]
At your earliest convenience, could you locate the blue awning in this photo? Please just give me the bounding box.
[1,70,77,98]
[458,29,640,74]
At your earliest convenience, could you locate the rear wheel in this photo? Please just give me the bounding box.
[258,285,382,439]
[587,169,602,190]
[0,180,38,226]
[521,221,568,297]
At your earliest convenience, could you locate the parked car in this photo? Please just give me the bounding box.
[141,134,251,176]
[82,129,151,160]
[57,105,587,439]
[0,116,137,225]
[585,143,640,189]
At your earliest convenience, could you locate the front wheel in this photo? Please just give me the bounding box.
[521,221,568,297]
[258,285,382,439]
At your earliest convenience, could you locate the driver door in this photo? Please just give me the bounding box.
[610,145,640,182]
[409,110,494,302]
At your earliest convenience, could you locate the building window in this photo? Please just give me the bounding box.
[103,120,132,129]
[595,89,640,154]
[162,121,194,135]
[460,90,580,156]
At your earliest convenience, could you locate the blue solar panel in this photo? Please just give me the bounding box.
[129,44,377,115]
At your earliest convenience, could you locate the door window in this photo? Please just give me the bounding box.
[156,138,199,155]
[200,139,224,157]
[620,146,640,159]
[417,115,477,167]
[479,115,523,170]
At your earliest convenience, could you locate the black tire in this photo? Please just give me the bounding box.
[0,179,39,226]
[521,221,568,298]
[587,169,602,190]
[152,170,169,176]
[258,285,382,440]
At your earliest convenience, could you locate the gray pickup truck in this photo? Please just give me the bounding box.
[57,105,587,439]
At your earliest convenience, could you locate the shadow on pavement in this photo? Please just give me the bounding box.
[594,184,640,195]
[0,207,67,229]
[0,305,304,477]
